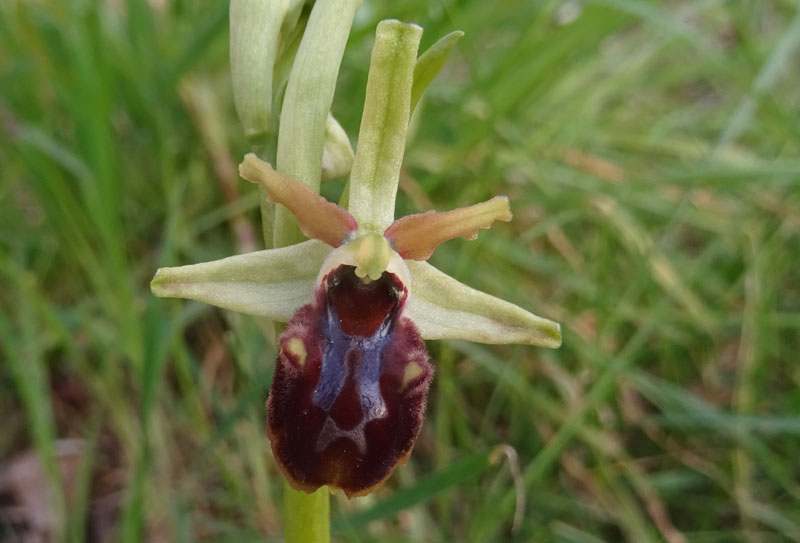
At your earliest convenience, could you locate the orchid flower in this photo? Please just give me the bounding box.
[151,20,561,499]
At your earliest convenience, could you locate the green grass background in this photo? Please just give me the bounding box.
[2,0,800,541]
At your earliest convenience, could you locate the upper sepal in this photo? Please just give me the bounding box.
[347,21,422,232]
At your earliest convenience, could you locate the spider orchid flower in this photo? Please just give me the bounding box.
[151,20,560,498]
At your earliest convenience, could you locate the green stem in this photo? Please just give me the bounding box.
[284,483,330,543]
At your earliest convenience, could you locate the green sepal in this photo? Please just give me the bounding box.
[150,240,331,320]
[347,20,422,233]
[405,261,562,348]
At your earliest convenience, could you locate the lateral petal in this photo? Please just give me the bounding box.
[150,240,331,320]
[385,196,512,261]
[405,261,561,348]
[239,153,357,247]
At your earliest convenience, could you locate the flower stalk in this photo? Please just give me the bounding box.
[284,484,329,543]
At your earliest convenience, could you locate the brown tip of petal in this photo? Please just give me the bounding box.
[239,153,357,246]
[385,196,512,260]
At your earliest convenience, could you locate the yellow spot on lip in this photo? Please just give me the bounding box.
[287,337,307,367]
[400,361,423,391]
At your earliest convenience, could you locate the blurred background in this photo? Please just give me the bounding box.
[2,1,800,541]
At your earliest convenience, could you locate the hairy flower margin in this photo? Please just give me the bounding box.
[151,20,561,498]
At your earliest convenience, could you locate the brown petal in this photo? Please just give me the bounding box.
[384,196,512,260]
[239,153,357,247]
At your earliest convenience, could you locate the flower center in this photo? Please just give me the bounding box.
[325,265,404,337]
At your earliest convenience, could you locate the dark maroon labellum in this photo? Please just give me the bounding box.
[267,265,433,497]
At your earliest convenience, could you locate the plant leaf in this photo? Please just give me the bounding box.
[273,0,361,246]
[229,0,307,149]
[411,30,464,113]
